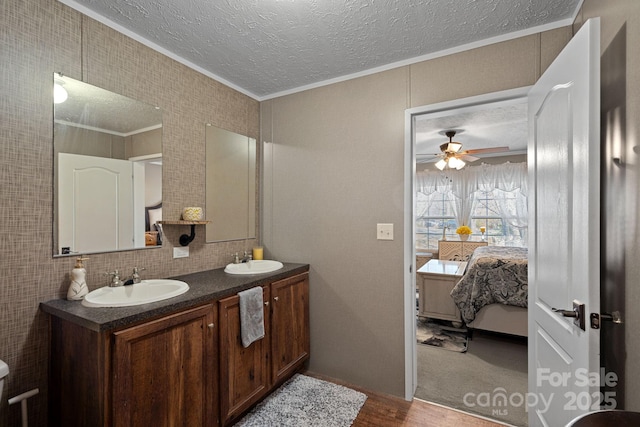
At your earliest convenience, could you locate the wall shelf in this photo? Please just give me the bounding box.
[158,220,210,246]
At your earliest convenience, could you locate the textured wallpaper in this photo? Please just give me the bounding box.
[0,1,259,425]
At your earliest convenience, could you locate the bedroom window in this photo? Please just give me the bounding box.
[416,162,528,250]
[416,191,457,250]
[470,188,528,247]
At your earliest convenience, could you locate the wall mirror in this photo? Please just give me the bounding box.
[53,73,163,256]
[205,124,256,242]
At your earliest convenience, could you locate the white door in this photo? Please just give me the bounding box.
[58,153,137,253]
[528,18,601,427]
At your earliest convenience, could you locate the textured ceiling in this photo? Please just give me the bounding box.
[415,102,528,164]
[60,0,582,100]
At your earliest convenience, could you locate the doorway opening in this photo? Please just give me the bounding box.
[403,87,530,425]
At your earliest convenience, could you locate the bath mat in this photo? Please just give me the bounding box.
[417,318,468,353]
[236,374,367,426]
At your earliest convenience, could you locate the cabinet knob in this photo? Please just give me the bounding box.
[273,296,279,302]
[208,323,215,329]
[264,301,269,306]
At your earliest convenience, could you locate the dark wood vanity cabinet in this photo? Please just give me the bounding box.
[47,269,309,427]
[218,272,310,426]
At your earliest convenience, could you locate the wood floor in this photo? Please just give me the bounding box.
[306,372,506,427]
[353,392,506,427]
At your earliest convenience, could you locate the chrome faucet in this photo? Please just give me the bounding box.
[232,251,253,264]
[131,267,145,284]
[105,270,124,287]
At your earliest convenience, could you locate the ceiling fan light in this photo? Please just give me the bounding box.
[448,142,462,153]
[454,159,466,170]
[435,159,447,170]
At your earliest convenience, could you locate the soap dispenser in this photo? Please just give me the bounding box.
[67,257,89,300]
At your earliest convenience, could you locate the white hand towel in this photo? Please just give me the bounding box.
[238,286,265,348]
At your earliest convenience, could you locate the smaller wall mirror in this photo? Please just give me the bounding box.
[53,73,163,256]
[205,125,256,242]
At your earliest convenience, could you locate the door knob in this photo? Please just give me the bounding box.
[552,300,585,331]
[590,311,623,329]
[601,311,623,323]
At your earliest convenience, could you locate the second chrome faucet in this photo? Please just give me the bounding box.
[232,251,252,264]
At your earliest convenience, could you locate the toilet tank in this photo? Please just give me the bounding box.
[0,359,8,398]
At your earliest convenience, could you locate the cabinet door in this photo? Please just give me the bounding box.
[112,304,217,427]
[271,273,310,384]
[219,286,270,425]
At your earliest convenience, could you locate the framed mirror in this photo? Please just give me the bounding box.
[205,124,256,242]
[53,73,163,256]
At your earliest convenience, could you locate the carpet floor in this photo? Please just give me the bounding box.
[416,329,528,426]
[236,374,367,426]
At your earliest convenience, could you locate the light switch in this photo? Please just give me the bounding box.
[377,223,394,240]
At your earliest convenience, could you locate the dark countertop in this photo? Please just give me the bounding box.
[40,263,309,332]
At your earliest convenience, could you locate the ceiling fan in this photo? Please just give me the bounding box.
[418,130,510,170]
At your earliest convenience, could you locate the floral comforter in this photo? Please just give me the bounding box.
[450,246,528,324]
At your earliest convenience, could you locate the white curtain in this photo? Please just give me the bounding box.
[415,172,452,216]
[416,162,528,243]
[469,162,528,229]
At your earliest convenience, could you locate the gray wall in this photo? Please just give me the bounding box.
[261,29,572,396]
[263,0,640,408]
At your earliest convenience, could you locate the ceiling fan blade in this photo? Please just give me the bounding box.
[416,153,444,159]
[416,156,440,164]
[461,146,510,155]
[458,154,480,162]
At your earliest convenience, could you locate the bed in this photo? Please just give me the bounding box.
[450,246,528,337]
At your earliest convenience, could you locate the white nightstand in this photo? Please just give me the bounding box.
[417,259,467,323]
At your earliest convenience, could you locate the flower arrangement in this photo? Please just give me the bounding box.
[456,225,472,235]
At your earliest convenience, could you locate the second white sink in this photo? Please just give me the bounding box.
[224,260,284,275]
[82,279,190,308]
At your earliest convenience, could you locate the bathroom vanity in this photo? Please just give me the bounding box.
[41,263,309,427]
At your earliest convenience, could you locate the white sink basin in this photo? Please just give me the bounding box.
[224,260,284,275]
[81,279,189,308]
